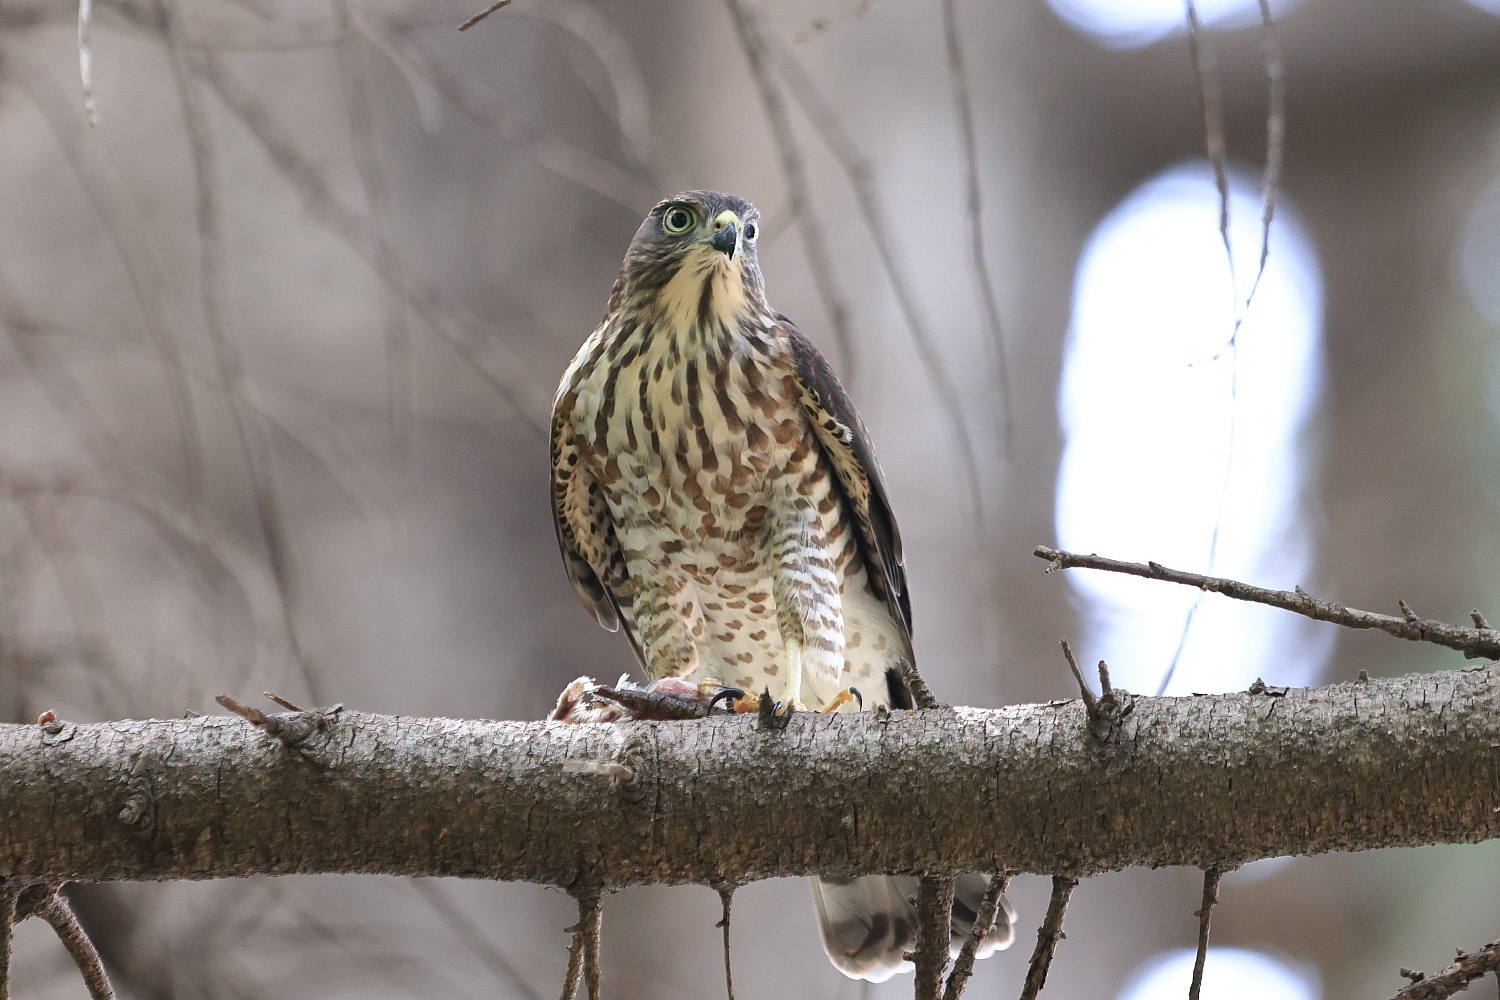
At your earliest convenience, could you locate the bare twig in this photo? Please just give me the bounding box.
[940,0,1015,456]
[577,888,603,1000]
[1189,867,1226,1000]
[721,0,858,380]
[1245,0,1284,319]
[715,885,737,1000]
[37,892,115,1000]
[914,876,956,1000]
[458,0,512,31]
[559,913,585,1000]
[1034,546,1500,661]
[897,658,942,711]
[1018,876,1077,1000]
[1059,640,1096,713]
[262,691,304,712]
[215,693,341,747]
[1393,941,1500,1000]
[942,873,1011,1000]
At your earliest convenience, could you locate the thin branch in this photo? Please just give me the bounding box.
[721,0,858,381]
[458,0,511,31]
[1245,0,1283,319]
[714,885,737,1000]
[942,874,1011,1000]
[1393,941,1500,1000]
[1059,640,1096,714]
[215,693,341,747]
[1034,545,1500,660]
[898,658,943,711]
[939,0,1015,456]
[1184,1,1237,332]
[577,888,603,1000]
[38,891,115,1000]
[1189,867,1226,1000]
[914,876,956,1000]
[559,913,585,1000]
[1018,876,1077,1000]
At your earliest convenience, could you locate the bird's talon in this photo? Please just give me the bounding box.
[706,685,748,713]
[816,687,863,713]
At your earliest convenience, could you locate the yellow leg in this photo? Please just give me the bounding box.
[782,638,806,712]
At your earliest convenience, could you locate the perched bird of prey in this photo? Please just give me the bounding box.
[549,190,1014,981]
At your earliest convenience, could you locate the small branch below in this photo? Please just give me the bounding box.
[1392,941,1500,1000]
[943,873,1011,1000]
[1189,867,1227,1000]
[914,875,956,1000]
[1018,876,1078,1000]
[38,893,114,1000]
[714,884,737,1000]
[898,658,942,710]
[1034,546,1500,660]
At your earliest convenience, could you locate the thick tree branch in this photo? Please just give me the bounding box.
[2,665,1499,888]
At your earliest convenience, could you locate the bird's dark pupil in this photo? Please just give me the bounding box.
[745,223,758,241]
[667,210,690,231]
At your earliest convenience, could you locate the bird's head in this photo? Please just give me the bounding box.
[609,191,768,330]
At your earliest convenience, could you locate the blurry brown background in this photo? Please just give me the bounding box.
[4,0,1500,996]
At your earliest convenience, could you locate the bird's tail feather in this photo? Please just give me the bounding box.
[810,873,1015,983]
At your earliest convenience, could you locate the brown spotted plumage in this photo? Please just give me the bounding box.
[549,191,1013,982]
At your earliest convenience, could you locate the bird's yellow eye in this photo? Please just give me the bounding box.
[743,221,758,244]
[662,205,696,235]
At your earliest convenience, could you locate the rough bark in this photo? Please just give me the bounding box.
[2,665,1498,890]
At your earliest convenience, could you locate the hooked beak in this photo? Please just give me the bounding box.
[710,210,740,259]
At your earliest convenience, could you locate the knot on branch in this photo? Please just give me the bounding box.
[1060,641,1134,744]
[215,693,342,750]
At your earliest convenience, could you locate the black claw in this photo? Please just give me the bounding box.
[848,686,863,710]
[757,687,791,731]
[707,686,746,713]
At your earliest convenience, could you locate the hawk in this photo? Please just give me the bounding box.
[549,191,1014,982]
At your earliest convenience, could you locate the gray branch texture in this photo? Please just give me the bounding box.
[3,664,1499,889]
